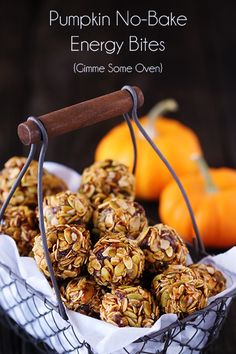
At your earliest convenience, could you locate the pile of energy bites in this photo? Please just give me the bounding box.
[0,158,226,327]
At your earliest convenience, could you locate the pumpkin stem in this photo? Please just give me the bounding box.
[192,155,218,193]
[145,99,179,138]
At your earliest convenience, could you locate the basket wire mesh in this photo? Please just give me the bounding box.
[0,258,234,354]
[0,85,235,353]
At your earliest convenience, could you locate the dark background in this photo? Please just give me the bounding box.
[0,0,236,170]
[0,0,235,353]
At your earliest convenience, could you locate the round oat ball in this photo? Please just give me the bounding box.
[79,159,135,207]
[0,206,39,256]
[61,275,105,316]
[151,265,208,318]
[137,224,188,273]
[189,263,226,297]
[33,224,91,279]
[43,191,93,229]
[100,285,159,327]
[93,197,147,240]
[88,233,145,287]
[0,156,67,207]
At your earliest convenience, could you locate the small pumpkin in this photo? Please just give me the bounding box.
[95,99,202,200]
[159,156,236,248]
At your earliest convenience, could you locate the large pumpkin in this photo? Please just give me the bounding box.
[95,100,202,200]
[159,156,236,248]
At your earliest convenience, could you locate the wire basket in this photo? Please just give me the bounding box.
[0,258,234,354]
[0,86,235,354]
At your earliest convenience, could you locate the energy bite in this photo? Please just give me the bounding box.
[93,197,147,240]
[43,191,93,229]
[0,156,67,207]
[137,224,188,273]
[79,159,135,207]
[33,224,91,279]
[61,275,105,316]
[152,265,208,318]
[88,233,145,287]
[100,285,159,327]
[189,263,226,297]
[0,206,39,256]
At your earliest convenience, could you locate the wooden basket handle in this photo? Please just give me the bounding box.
[17,86,144,145]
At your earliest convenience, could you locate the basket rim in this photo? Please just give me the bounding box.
[0,260,59,313]
[1,258,235,343]
[135,290,236,343]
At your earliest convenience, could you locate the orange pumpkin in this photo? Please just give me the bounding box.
[159,156,236,248]
[95,99,202,200]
